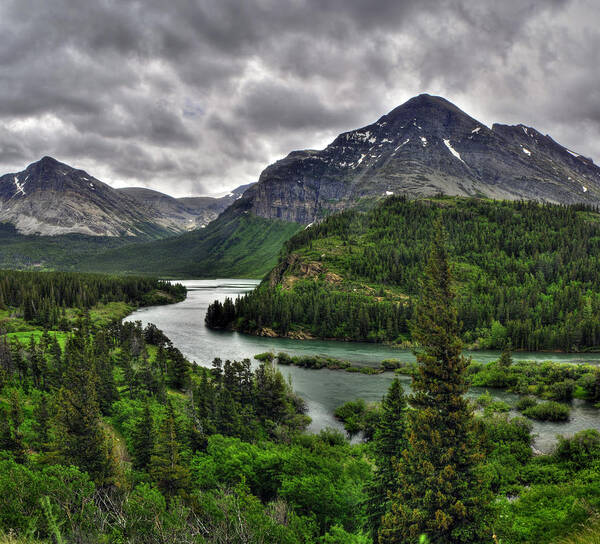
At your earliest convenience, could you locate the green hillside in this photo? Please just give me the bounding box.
[78,210,302,278]
[207,196,600,351]
[0,223,151,270]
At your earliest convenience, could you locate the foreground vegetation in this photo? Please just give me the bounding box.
[3,240,600,543]
[207,197,600,351]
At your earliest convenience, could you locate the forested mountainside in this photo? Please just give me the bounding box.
[207,196,600,351]
[72,93,600,279]
[2,257,600,543]
[4,94,600,278]
[76,209,302,278]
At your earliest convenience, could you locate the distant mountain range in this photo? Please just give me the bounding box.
[2,94,600,276]
[0,156,252,237]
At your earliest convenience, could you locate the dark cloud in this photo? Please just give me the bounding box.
[0,0,597,197]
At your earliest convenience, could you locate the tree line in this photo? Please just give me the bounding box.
[207,197,600,351]
[0,269,185,328]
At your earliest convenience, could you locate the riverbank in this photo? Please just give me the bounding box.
[123,279,600,453]
[238,324,600,353]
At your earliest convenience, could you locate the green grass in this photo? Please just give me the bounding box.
[77,209,302,278]
[4,330,68,349]
[88,302,134,327]
[557,516,600,544]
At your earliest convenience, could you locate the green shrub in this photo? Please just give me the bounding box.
[548,380,576,402]
[255,352,275,363]
[516,396,538,412]
[484,400,511,415]
[380,359,400,370]
[554,430,600,468]
[277,352,292,365]
[523,401,570,421]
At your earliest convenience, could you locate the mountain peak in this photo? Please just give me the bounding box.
[385,94,473,120]
[35,156,62,168]
[241,94,600,223]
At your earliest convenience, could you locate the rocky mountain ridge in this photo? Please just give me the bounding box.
[236,94,600,223]
[0,156,253,236]
[118,183,253,232]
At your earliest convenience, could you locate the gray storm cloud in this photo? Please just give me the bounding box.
[0,0,596,197]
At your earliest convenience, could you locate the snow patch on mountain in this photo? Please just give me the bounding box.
[443,139,466,165]
[13,176,26,196]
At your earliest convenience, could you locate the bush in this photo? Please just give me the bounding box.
[523,401,570,421]
[475,391,493,408]
[547,380,576,402]
[334,400,367,436]
[516,396,538,412]
[554,430,600,468]
[277,352,292,365]
[484,400,511,415]
[392,361,418,375]
[255,352,275,363]
[380,359,400,370]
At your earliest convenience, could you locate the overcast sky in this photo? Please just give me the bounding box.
[0,0,598,197]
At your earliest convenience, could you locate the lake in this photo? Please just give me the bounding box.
[126,279,600,452]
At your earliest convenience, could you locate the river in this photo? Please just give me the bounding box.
[126,279,600,453]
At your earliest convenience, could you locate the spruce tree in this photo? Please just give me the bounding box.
[131,399,155,470]
[150,402,190,497]
[379,220,491,544]
[53,333,114,485]
[367,378,408,537]
[498,342,513,369]
[0,390,26,462]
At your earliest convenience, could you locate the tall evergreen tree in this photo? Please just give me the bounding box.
[131,399,155,470]
[53,333,114,485]
[150,402,190,497]
[0,390,26,462]
[379,220,491,544]
[367,378,408,537]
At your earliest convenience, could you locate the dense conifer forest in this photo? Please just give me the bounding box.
[3,254,600,543]
[207,196,600,351]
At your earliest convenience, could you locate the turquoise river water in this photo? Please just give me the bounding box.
[126,279,600,452]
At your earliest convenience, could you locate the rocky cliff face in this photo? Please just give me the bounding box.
[119,182,254,231]
[0,157,167,236]
[238,94,600,223]
[0,156,254,236]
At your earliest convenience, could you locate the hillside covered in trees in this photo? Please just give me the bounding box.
[207,197,600,351]
[3,248,600,543]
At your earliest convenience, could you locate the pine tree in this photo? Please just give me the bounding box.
[131,399,155,470]
[53,333,114,485]
[367,378,408,537]
[498,342,513,369]
[150,402,190,497]
[379,220,491,544]
[167,348,189,391]
[33,392,51,452]
[0,390,26,462]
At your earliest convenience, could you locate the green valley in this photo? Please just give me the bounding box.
[77,209,302,278]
